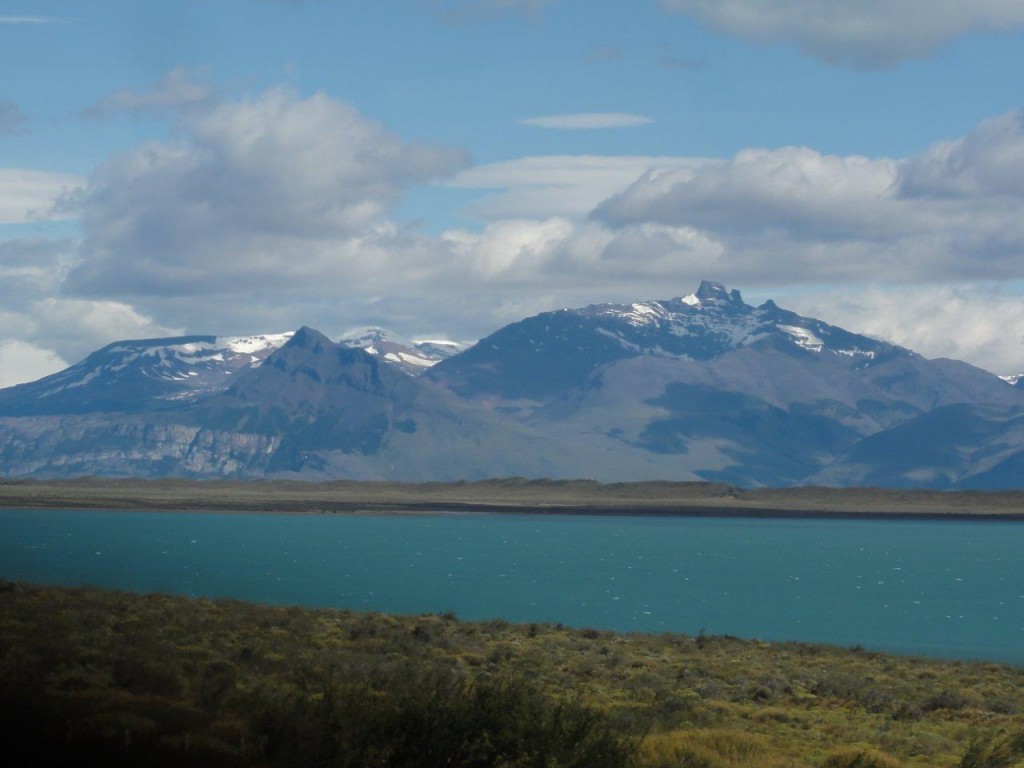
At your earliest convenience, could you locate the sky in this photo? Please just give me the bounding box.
[4,0,1024,386]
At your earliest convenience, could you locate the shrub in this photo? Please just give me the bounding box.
[822,747,902,768]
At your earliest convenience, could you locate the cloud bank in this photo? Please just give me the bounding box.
[660,0,1024,68]
[0,169,85,223]
[593,109,1024,286]
[7,71,1024,382]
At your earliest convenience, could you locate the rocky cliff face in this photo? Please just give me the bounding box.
[0,416,279,478]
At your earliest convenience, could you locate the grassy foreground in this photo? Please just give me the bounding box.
[2,582,1024,767]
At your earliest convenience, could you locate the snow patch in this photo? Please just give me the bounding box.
[835,348,876,359]
[220,333,294,355]
[778,325,824,353]
[397,352,437,368]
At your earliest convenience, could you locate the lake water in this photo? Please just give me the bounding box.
[2,508,1023,664]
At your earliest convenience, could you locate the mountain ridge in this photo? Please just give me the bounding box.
[1,281,1021,489]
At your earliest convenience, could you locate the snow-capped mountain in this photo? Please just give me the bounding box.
[0,333,293,415]
[1,281,1022,489]
[430,280,907,403]
[1001,374,1024,389]
[339,327,470,376]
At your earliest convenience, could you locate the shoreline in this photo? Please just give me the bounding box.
[1,477,1023,520]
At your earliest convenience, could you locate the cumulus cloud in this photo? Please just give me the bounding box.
[520,113,655,130]
[593,108,1024,285]
[83,67,218,119]
[28,299,183,352]
[68,87,469,297]
[597,148,900,240]
[0,297,185,386]
[0,340,67,388]
[788,285,1024,376]
[660,0,1024,68]
[0,101,27,135]
[899,110,1024,198]
[35,81,1024,378]
[0,169,86,223]
[0,238,67,268]
[0,237,183,383]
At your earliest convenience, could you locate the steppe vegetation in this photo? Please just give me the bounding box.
[2,477,1024,517]
[2,581,1024,767]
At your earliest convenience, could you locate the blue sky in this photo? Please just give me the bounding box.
[4,0,1024,385]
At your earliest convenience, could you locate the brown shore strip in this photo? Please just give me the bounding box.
[0,477,1023,519]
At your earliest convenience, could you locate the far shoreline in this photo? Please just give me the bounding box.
[1,477,1023,521]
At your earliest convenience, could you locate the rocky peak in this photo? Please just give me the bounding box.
[693,280,745,306]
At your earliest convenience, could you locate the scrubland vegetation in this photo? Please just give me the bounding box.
[2,580,1024,767]
[3,477,1024,517]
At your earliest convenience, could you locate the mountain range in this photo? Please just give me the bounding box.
[1,281,1022,489]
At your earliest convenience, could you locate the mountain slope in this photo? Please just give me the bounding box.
[809,403,1024,489]
[428,281,1021,486]
[0,333,292,416]
[0,281,1022,488]
[430,281,908,405]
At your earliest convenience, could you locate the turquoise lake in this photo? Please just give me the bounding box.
[2,508,1023,664]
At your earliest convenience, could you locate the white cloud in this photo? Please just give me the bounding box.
[597,147,903,240]
[0,237,182,374]
[29,299,183,350]
[448,155,710,219]
[0,169,85,223]
[660,0,1024,68]
[26,83,1024,379]
[0,340,67,388]
[520,113,655,130]
[83,67,217,119]
[788,285,1024,376]
[443,217,574,277]
[593,108,1024,285]
[68,87,469,297]
[899,110,1024,198]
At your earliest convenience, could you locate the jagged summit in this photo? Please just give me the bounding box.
[429,280,910,402]
[691,280,744,306]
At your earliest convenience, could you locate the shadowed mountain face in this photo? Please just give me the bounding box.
[194,327,418,471]
[1,282,1022,488]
